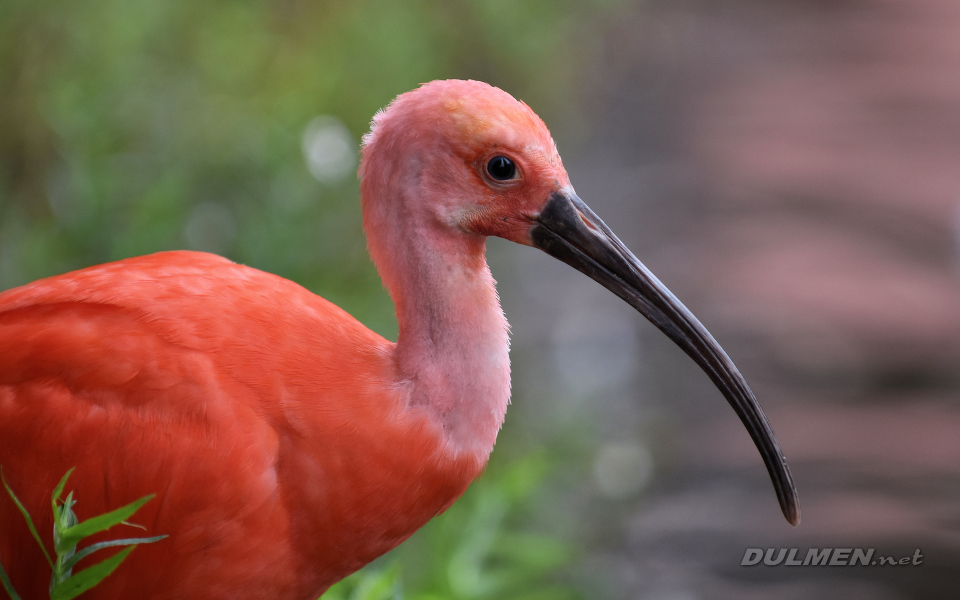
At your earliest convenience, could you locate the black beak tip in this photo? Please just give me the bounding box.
[784,500,801,527]
[782,484,801,527]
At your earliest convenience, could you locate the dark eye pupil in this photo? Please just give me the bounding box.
[486,156,516,181]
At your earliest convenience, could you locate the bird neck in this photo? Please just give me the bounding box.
[362,187,511,461]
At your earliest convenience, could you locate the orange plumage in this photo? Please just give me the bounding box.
[0,80,798,599]
[1,251,478,597]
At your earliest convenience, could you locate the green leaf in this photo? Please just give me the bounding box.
[1,467,54,569]
[61,536,167,572]
[0,559,23,600]
[55,494,155,554]
[51,470,78,561]
[58,492,78,532]
[50,469,76,517]
[49,546,135,600]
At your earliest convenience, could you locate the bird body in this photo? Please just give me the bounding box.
[0,250,484,597]
[0,80,797,599]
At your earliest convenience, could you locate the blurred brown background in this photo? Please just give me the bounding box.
[495,0,960,597]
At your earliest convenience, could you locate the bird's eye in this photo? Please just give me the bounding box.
[486,156,516,181]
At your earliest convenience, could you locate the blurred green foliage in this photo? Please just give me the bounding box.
[0,0,624,596]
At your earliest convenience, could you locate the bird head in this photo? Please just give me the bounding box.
[360,80,800,526]
[360,80,572,245]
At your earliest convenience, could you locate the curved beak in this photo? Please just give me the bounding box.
[530,190,800,526]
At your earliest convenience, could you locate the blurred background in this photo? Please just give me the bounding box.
[2,0,959,598]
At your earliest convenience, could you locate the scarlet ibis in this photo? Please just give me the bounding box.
[0,80,798,599]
